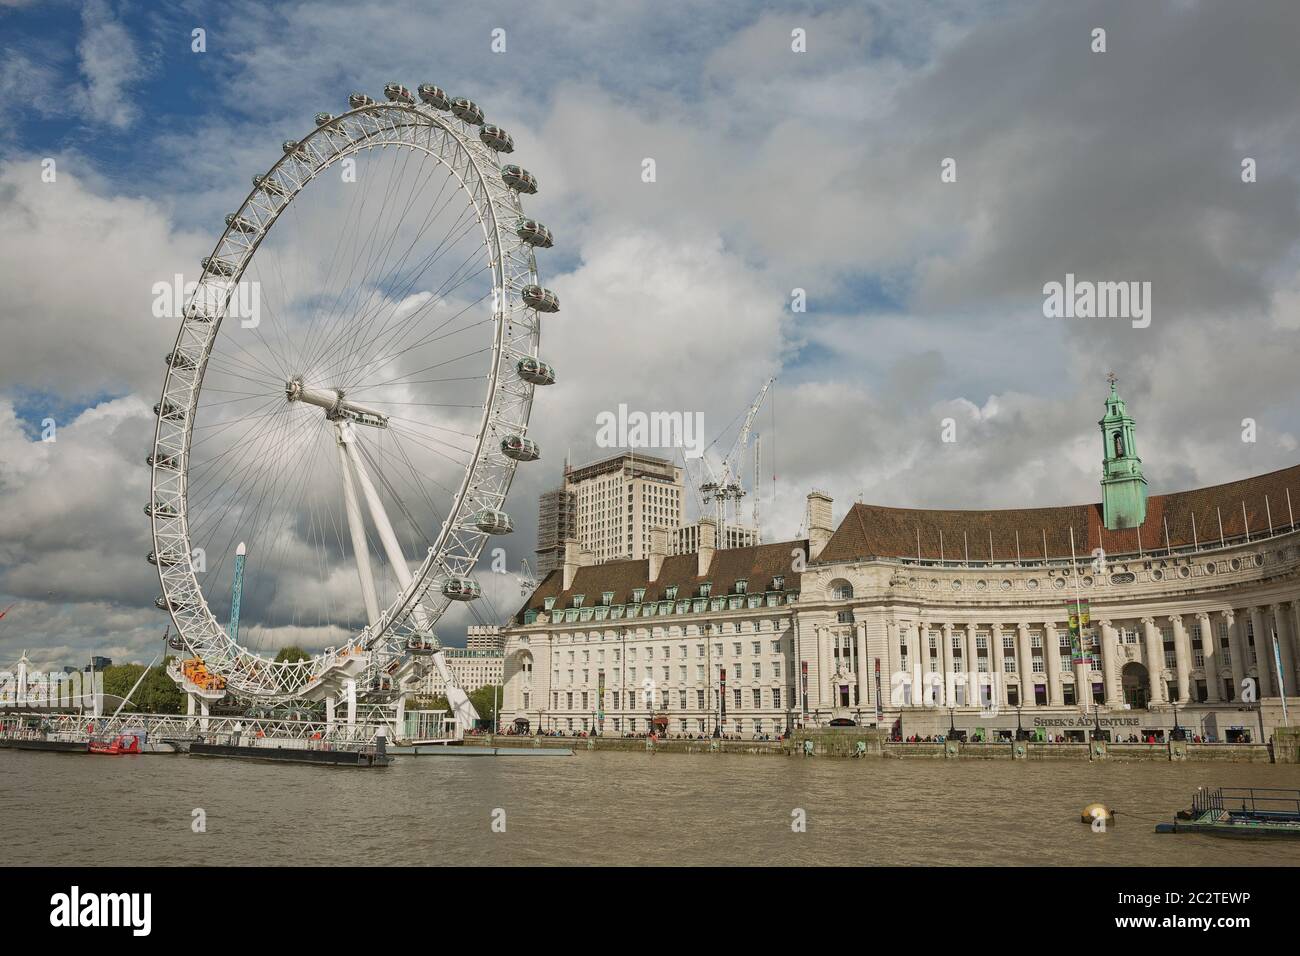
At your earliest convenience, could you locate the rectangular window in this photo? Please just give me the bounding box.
[752,689,762,708]
[773,688,782,708]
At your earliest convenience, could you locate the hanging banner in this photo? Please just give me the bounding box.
[719,667,727,719]
[597,669,605,721]
[800,661,808,714]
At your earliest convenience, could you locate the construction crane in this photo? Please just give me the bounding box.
[698,377,774,540]
[517,559,537,597]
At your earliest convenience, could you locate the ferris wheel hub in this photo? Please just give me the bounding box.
[285,377,388,428]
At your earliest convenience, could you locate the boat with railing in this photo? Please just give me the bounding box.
[1156,787,1300,838]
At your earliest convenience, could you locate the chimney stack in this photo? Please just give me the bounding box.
[562,539,594,591]
[649,526,668,581]
[697,517,717,577]
[806,490,834,560]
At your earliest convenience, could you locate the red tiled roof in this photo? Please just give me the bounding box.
[514,540,808,622]
[818,464,1300,563]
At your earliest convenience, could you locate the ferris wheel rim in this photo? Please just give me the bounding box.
[148,95,546,703]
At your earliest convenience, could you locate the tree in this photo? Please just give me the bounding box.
[275,646,309,664]
[98,659,184,714]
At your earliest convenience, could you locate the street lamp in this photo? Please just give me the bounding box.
[1170,698,1187,741]
[1091,705,1105,741]
[1015,703,1029,741]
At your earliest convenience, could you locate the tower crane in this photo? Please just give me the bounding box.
[698,377,774,542]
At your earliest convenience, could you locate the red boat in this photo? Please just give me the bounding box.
[89,734,142,755]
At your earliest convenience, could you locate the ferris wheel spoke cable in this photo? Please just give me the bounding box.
[320,228,497,388]
[330,275,494,398]
[305,204,486,390]
[332,205,489,380]
[363,431,452,533]
[348,347,493,394]
[385,419,476,461]
[297,143,435,374]
[186,402,301,503]
[344,309,494,394]
[187,412,317,546]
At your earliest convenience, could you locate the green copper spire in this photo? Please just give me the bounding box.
[1099,372,1147,530]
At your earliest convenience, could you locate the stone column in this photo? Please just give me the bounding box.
[884,621,900,708]
[1016,623,1035,706]
[1249,607,1274,697]
[1170,615,1192,703]
[1141,617,1167,704]
[991,623,1006,709]
[964,624,979,707]
[855,620,869,707]
[912,622,927,707]
[1099,619,1122,705]
[1197,613,1220,702]
[1273,604,1297,696]
[1044,621,1064,705]
[1225,610,1246,701]
[940,623,955,706]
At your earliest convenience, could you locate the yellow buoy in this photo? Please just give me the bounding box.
[1081,803,1114,825]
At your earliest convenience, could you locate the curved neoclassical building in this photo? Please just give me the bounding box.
[500,382,1300,742]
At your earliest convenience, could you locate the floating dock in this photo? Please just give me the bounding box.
[389,743,574,757]
[0,738,88,753]
[189,742,389,767]
[1156,786,1300,838]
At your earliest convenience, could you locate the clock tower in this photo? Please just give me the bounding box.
[1099,373,1147,530]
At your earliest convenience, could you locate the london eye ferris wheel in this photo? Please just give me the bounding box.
[147,83,558,723]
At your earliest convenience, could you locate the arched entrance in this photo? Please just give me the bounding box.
[1122,661,1150,709]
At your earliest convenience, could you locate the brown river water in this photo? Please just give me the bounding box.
[2,750,1298,865]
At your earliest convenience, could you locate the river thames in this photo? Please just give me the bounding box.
[3,751,1298,866]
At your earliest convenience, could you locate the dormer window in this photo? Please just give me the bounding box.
[572,594,585,608]
[699,582,712,598]
[543,596,556,611]
[632,588,645,604]
[601,591,614,606]
[665,585,678,600]
[772,575,785,591]
[735,579,748,595]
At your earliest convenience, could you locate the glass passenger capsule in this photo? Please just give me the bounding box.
[314,112,334,127]
[253,174,287,197]
[473,509,514,534]
[501,435,540,461]
[515,357,556,386]
[501,165,538,194]
[147,551,180,567]
[479,124,514,152]
[441,577,482,601]
[201,256,235,277]
[166,350,197,370]
[154,401,184,421]
[147,453,178,470]
[348,92,375,109]
[521,284,559,312]
[384,83,414,104]
[450,97,485,125]
[144,502,179,518]
[418,84,451,109]
[225,213,257,234]
[516,219,553,248]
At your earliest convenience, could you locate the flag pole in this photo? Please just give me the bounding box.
[1070,526,1089,716]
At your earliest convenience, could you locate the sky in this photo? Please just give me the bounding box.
[2,0,1299,669]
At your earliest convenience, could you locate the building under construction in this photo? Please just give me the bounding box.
[536,486,578,575]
